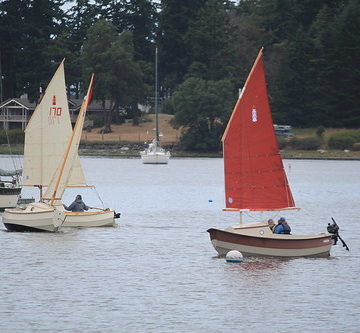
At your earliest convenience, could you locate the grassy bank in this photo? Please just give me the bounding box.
[0,144,24,155]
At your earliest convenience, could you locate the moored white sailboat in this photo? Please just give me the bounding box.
[140,47,170,164]
[207,48,333,258]
[140,138,170,164]
[0,168,22,211]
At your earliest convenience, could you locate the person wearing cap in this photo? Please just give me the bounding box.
[274,217,291,234]
[267,219,276,233]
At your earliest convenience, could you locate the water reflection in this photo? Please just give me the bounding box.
[223,257,287,283]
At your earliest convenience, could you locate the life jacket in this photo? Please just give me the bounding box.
[282,222,291,234]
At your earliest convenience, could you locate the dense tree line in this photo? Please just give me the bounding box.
[0,0,359,150]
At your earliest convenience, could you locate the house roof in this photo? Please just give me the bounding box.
[0,98,37,109]
[0,97,112,112]
[70,98,113,111]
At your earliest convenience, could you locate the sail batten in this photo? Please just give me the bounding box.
[223,49,295,211]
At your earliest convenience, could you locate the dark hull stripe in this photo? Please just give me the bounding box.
[0,188,21,195]
[207,228,332,250]
[3,223,52,233]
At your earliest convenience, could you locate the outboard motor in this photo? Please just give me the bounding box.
[114,211,121,219]
[328,218,349,251]
[327,221,339,244]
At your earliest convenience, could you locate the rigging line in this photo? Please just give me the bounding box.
[92,186,105,208]
[4,127,22,183]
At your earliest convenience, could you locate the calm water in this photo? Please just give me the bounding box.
[0,156,359,333]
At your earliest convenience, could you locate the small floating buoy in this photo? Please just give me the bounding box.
[208,199,213,202]
[226,250,243,263]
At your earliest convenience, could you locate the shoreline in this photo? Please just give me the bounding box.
[77,148,360,160]
[2,144,360,160]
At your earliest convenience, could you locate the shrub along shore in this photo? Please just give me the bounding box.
[1,143,360,160]
[1,127,360,160]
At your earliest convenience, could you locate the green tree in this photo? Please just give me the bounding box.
[184,0,236,81]
[56,0,97,98]
[93,0,157,63]
[170,77,235,151]
[158,0,206,90]
[313,0,360,127]
[0,0,65,101]
[236,0,353,128]
[82,20,145,132]
[0,0,28,99]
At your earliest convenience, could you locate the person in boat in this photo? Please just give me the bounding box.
[63,194,89,212]
[267,219,276,232]
[274,217,291,234]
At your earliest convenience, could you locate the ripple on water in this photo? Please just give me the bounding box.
[0,157,359,333]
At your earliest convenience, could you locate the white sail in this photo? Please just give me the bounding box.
[43,75,94,203]
[22,60,86,187]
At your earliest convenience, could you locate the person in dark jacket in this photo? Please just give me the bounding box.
[274,217,291,234]
[63,194,89,212]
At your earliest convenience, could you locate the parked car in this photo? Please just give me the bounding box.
[274,124,294,137]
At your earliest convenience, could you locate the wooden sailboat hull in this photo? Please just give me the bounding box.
[62,209,116,227]
[0,187,21,211]
[2,203,64,232]
[207,224,333,258]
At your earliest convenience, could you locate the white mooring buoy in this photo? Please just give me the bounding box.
[226,250,244,263]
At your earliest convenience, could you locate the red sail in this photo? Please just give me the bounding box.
[222,48,295,210]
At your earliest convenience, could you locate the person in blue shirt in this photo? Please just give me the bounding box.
[274,217,291,234]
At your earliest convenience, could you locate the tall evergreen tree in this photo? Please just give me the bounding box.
[312,0,360,127]
[158,0,206,90]
[184,0,236,81]
[58,0,97,98]
[82,20,145,131]
[0,0,65,100]
[0,0,28,99]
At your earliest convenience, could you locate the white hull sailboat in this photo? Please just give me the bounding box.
[207,48,334,258]
[3,202,65,232]
[61,207,116,227]
[140,47,170,164]
[0,191,19,211]
[3,61,74,231]
[140,139,171,164]
[0,169,22,211]
[3,61,117,231]
[46,72,118,228]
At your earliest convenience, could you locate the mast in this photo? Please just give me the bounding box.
[155,47,159,142]
[0,49,3,103]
